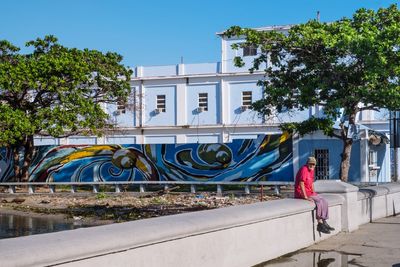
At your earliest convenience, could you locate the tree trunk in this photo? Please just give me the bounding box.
[20,135,35,182]
[12,146,21,182]
[339,110,357,182]
[339,137,353,182]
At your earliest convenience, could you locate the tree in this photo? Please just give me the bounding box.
[0,35,132,182]
[226,5,400,181]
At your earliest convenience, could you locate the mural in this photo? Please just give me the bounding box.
[0,133,293,182]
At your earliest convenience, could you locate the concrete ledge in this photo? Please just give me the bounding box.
[360,186,390,196]
[0,197,343,267]
[358,190,372,200]
[0,199,317,267]
[381,183,400,193]
[314,180,358,193]
[319,194,345,206]
[1,182,397,267]
[358,184,400,200]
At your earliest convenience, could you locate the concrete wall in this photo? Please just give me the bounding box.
[357,183,400,224]
[1,181,399,267]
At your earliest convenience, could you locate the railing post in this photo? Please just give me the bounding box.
[244,185,250,194]
[217,184,223,196]
[190,184,196,194]
[139,184,145,193]
[49,185,56,194]
[71,185,77,193]
[93,184,99,193]
[274,185,281,196]
[115,184,122,193]
[164,184,169,191]
[28,185,35,194]
[8,185,15,194]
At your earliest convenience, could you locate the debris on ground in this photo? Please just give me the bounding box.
[0,192,282,222]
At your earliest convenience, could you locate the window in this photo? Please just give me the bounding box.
[117,99,126,114]
[242,91,252,107]
[198,93,208,111]
[243,44,257,57]
[156,95,166,112]
[314,149,329,180]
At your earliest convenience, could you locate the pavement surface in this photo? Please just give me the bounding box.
[258,215,400,267]
[304,215,400,267]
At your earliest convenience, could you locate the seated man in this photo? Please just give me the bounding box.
[294,157,334,234]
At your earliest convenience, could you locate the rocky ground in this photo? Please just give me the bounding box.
[0,187,286,223]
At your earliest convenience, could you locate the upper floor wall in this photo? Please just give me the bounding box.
[134,63,222,78]
[117,24,388,131]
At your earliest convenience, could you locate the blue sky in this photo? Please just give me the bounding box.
[1,0,399,67]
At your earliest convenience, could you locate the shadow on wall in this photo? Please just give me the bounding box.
[0,134,293,183]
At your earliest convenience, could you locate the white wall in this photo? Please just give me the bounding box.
[144,85,177,126]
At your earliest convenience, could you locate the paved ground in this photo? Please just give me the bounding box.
[258,216,400,267]
[303,215,400,267]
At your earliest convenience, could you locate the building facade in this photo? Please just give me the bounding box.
[32,25,391,182]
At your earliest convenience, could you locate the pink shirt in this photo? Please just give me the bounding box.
[294,165,317,199]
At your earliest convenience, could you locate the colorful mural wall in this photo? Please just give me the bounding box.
[0,133,293,183]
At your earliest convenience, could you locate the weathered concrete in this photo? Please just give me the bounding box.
[0,181,399,267]
[315,180,360,232]
[0,196,343,267]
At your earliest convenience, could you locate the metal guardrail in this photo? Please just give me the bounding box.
[0,181,294,195]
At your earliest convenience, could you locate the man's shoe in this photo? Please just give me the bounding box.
[323,220,335,231]
[317,223,331,234]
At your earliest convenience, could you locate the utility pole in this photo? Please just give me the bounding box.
[390,111,399,182]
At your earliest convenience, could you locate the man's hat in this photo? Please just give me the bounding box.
[307,157,317,165]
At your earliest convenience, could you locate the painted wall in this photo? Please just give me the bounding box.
[106,136,136,145]
[34,137,60,146]
[142,65,178,77]
[298,137,389,182]
[68,136,97,145]
[222,38,267,73]
[0,134,293,183]
[228,81,263,125]
[185,134,220,144]
[105,93,136,128]
[184,63,220,75]
[144,85,176,126]
[186,84,220,125]
[370,142,390,182]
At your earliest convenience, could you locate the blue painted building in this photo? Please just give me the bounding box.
[32,25,391,182]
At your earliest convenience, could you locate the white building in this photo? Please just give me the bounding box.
[33,25,391,182]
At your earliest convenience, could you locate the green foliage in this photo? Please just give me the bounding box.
[0,35,132,181]
[280,117,336,137]
[227,5,400,180]
[0,35,132,146]
[226,4,400,131]
[96,192,108,200]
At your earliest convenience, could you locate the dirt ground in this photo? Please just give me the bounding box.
[0,187,286,223]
